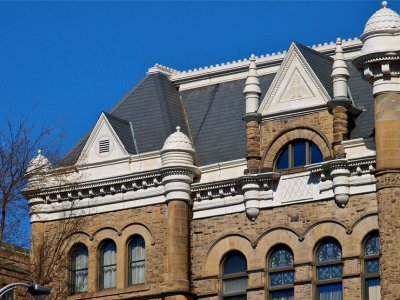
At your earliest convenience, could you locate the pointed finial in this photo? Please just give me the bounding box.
[38,149,42,155]
[332,37,350,99]
[382,1,388,8]
[250,54,256,61]
[176,126,181,132]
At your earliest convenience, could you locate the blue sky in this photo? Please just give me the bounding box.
[1,1,396,156]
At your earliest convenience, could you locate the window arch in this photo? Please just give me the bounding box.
[221,251,247,300]
[363,233,380,300]
[71,244,88,294]
[128,235,145,285]
[267,245,294,300]
[275,139,323,170]
[99,239,117,290]
[315,239,343,300]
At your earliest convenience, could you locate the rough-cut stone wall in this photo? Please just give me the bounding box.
[0,242,30,299]
[374,92,400,300]
[191,193,378,299]
[332,106,348,158]
[260,111,334,170]
[246,120,261,172]
[31,204,169,300]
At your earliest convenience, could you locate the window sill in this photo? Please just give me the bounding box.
[67,284,150,299]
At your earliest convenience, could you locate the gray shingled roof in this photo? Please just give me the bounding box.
[180,74,275,166]
[59,44,374,168]
[103,112,137,155]
[111,73,188,153]
[347,62,374,139]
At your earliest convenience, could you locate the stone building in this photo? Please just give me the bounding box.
[0,242,30,299]
[24,2,400,300]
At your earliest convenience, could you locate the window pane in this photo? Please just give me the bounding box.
[367,278,381,300]
[293,140,306,167]
[317,264,343,280]
[270,270,294,286]
[276,147,289,170]
[71,245,88,293]
[366,258,380,274]
[223,277,247,294]
[365,234,380,256]
[100,241,117,289]
[316,241,342,262]
[269,248,294,268]
[319,283,342,300]
[271,289,294,300]
[129,236,145,285]
[223,252,246,274]
[310,142,323,164]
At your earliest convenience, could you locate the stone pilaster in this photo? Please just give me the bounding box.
[245,118,261,172]
[160,127,200,300]
[332,106,348,158]
[243,55,262,173]
[374,92,400,299]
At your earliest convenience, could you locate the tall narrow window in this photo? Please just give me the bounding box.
[275,139,323,170]
[221,251,247,300]
[128,236,145,285]
[315,240,343,300]
[364,233,380,300]
[99,240,117,290]
[71,244,88,294]
[268,246,294,300]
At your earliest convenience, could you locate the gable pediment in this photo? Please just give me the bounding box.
[77,113,129,164]
[258,43,331,116]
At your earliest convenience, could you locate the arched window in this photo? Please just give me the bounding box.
[275,139,323,170]
[221,251,247,299]
[128,235,145,285]
[315,240,343,300]
[99,240,117,290]
[268,246,294,300]
[71,244,88,294]
[364,233,380,300]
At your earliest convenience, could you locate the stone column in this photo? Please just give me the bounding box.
[352,2,400,297]
[161,126,200,300]
[374,92,400,299]
[243,54,262,173]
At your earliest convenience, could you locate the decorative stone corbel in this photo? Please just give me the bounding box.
[329,160,350,207]
[241,172,280,221]
[242,175,261,221]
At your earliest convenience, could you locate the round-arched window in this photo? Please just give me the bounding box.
[221,251,247,299]
[315,240,343,300]
[268,245,294,300]
[275,139,323,170]
[364,233,380,299]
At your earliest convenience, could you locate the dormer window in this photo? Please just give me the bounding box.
[275,139,323,170]
[99,139,110,153]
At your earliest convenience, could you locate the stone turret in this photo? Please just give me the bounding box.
[243,55,262,173]
[353,2,400,299]
[160,126,199,300]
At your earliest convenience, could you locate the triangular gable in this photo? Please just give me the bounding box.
[77,113,130,164]
[258,42,331,116]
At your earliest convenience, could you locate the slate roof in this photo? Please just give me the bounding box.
[103,112,136,155]
[59,43,375,167]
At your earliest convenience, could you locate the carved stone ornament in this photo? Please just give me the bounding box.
[376,171,400,190]
[281,69,314,102]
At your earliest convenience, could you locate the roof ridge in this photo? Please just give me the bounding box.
[294,41,333,62]
[110,74,152,115]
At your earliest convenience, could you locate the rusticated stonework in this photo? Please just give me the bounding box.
[246,120,261,172]
[332,106,348,159]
